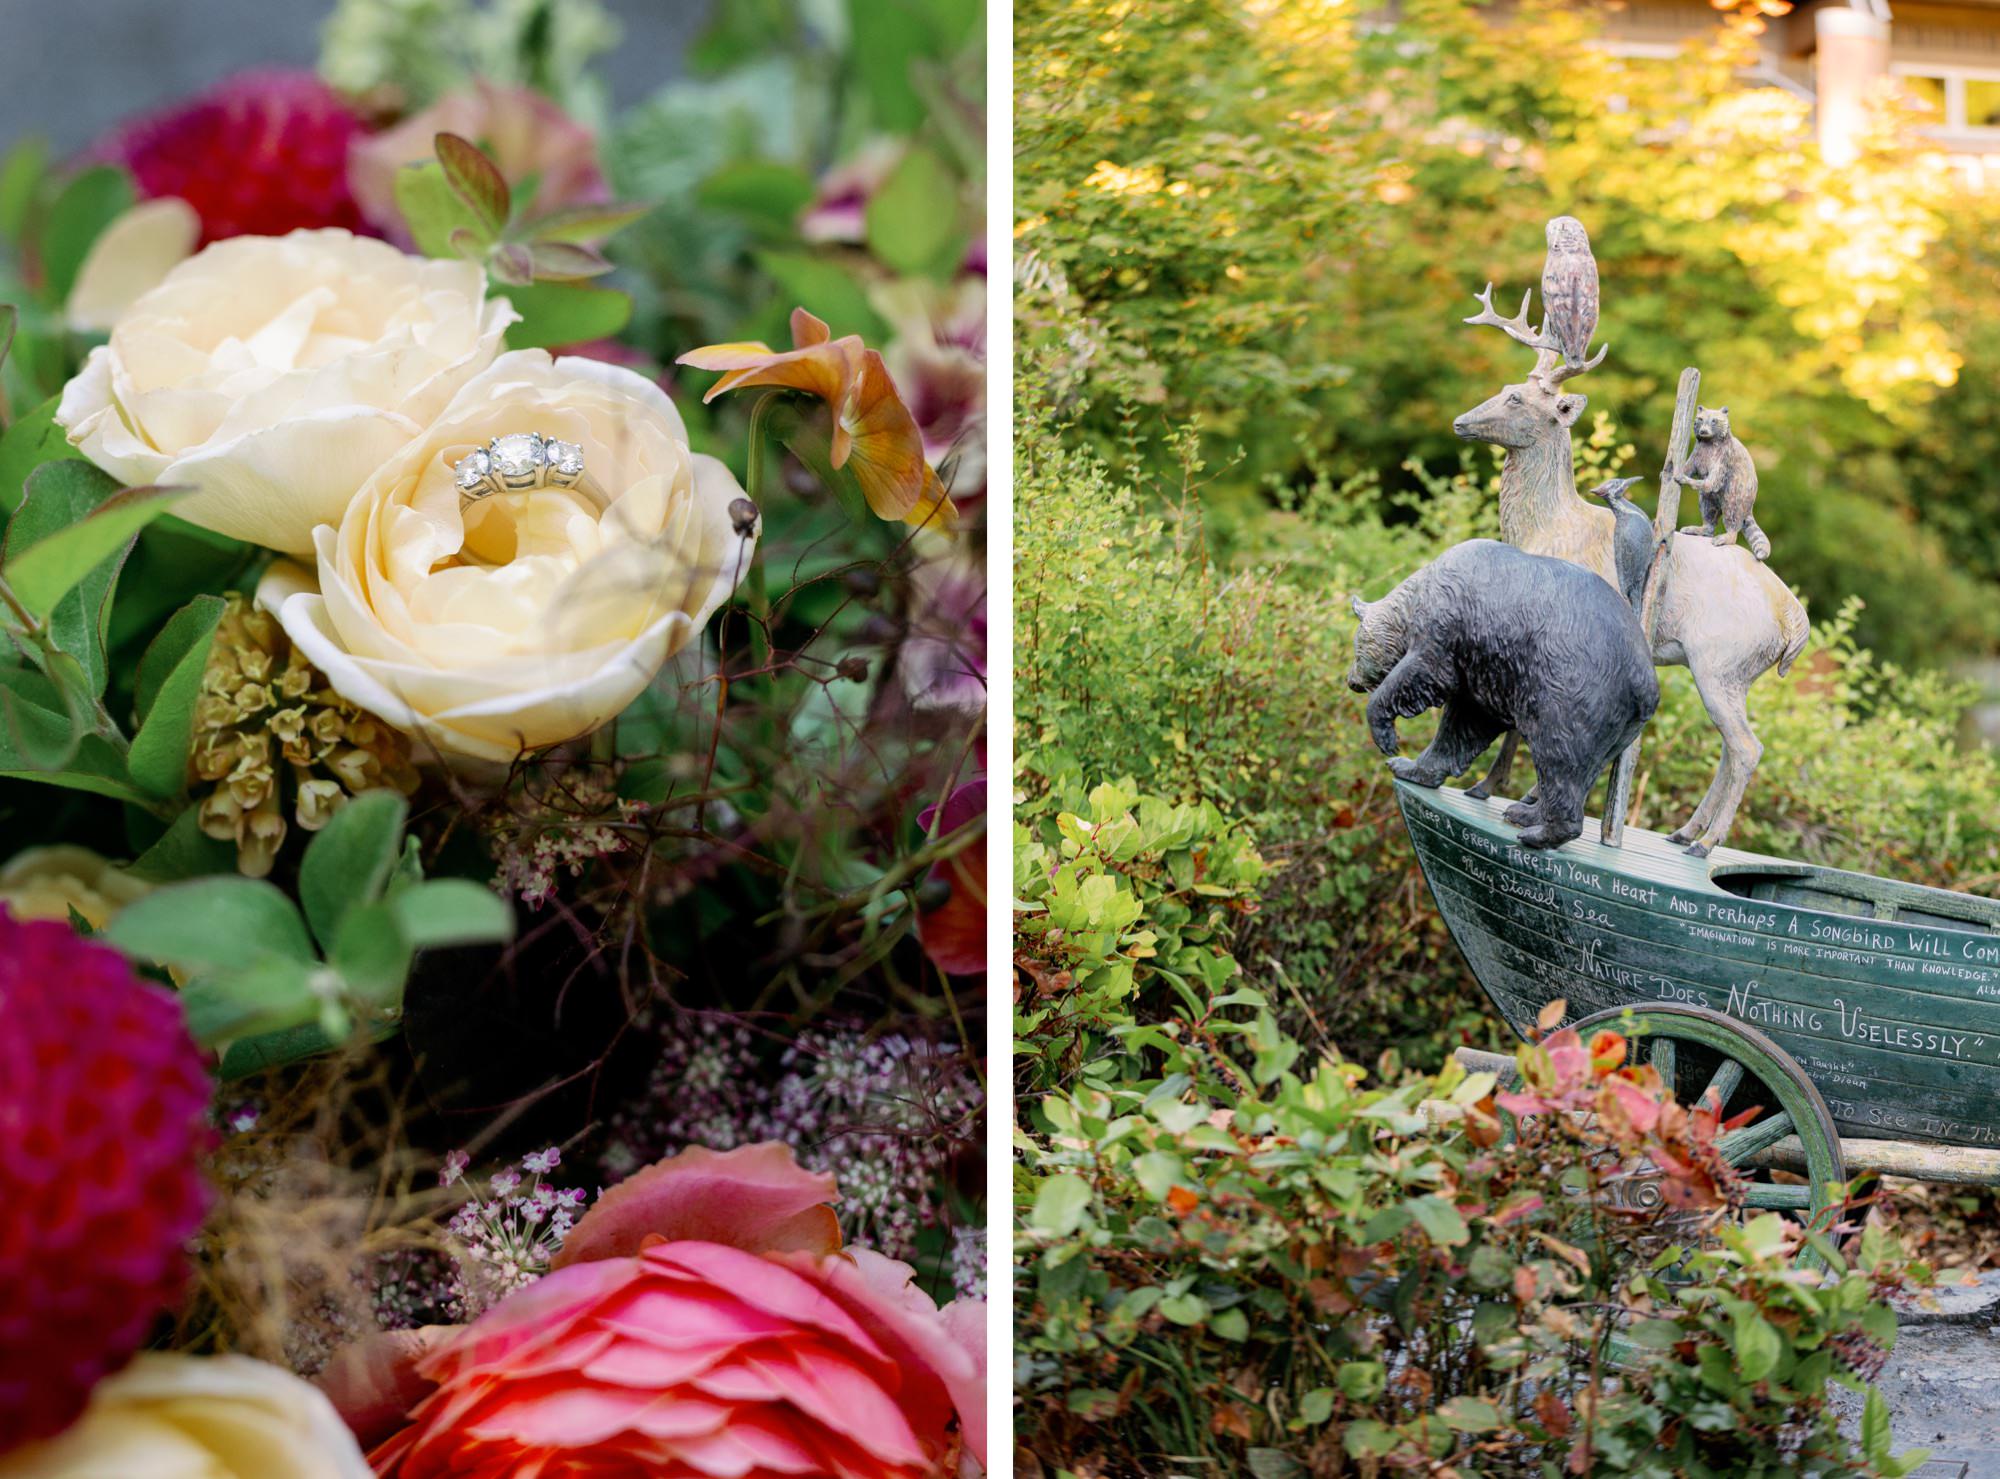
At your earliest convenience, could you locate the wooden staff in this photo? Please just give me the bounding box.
[1600,366,1699,847]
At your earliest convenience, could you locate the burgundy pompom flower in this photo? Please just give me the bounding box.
[0,910,213,1450]
[90,70,372,244]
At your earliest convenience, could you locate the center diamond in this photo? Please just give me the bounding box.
[491,433,546,478]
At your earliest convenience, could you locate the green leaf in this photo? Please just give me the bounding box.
[126,804,236,883]
[1296,1388,1336,1426]
[1861,1386,1892,1467]
[865,145,962,277]
[0,663,81,771]
[848,0,960,132]
[434,132,511,236]
[1245,1450,1303,1479]
[0,137,49,244]
[696,162,812,229]
[501,281,633,349]
[1157,1292,1207,1325]
[0,394,85,518]
[107,876,316,972]
[4,474,182,620]
[1337,1361,1386,1401]
[0,305,16,378]
[126,594,224,799]
[332,900,414,1005]
[1131,1150,1183,1201]
[217,1016,398,1080]
[299,789,409,952]
[389,877,514,950]
[1406,1195,1469,1248]
[1343,1420,1402,1460]
[523,241,613,281]
[1437,1396,1501,1433]
[180,956,323,1047]
[394,161,492,259]
[1032,1173,1092,1236]
[41,165,136,303]
[752,251,887,342]
[0,731,146,803]
[523,201,654,244]
[1209,1306,1248,1341]
[1733,1308,1784,1382]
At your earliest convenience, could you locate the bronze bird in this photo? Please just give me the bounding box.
[1540,215,1599,369]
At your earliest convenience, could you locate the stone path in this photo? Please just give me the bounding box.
[1829,1272,2000,1476]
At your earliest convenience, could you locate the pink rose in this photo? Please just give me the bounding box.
[349,81,607,243]
[332,1143,985,1476]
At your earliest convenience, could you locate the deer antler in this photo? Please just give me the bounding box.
[1463,283,1608,389]
[1464,283,1556,351]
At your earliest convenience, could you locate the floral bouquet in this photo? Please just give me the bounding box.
[0,0,986,1472]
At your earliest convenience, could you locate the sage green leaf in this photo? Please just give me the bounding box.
[219,1018,398,1081]
[1860,1387,1892,1467]
[299,789,409,952]
[332,900,414,1005]
[1407,1194,1469,1248]
[0,305,15,377]
[0,732,146,803]
[0,663,81,771]
[435,132,510,236]
[109,517,250,654]
[389,878,514,950]
[524,241,614,281]
[501,281,633,350]
[126,594,224,799]
[41,165,136,302]
[1032,1173,1092,1236]
[865,146,961,277]
[1437,1396,1501,1433]
[107,876,316,973]
[0,393,85,518]
[1733,1308,1784,1382]
[126,804,236,883]
[180,956,323,1047]
[5,473,182,620]
[134,593,225,722]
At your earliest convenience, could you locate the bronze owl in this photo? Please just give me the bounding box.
[1540,215,1599,369]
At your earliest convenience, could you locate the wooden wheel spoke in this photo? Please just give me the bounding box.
[1717,1109,1793,1166]
[1742,1183,1812,1210]
[1698,1058,1744,1113]
[1650,1036,1676,1087]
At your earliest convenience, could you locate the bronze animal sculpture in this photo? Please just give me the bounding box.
[1589,476,1652,609]
[1676,405,1768,560]
[1453,269,1807,857]
[1347,539,1658,850]
[1540,215,1600,371]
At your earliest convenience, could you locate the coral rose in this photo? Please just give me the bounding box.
[258,350,754,762]
[346,1143,985,1476]
[0,1354,369,1477]
[56,229,513,555]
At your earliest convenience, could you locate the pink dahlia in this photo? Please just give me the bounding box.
[90,70,372,245]
[0,910,212,1450]
[343,1143,985,1477]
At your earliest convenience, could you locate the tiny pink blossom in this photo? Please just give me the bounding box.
[439,1150,470,1188]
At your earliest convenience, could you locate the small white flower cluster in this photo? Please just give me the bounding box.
[438,1146,590,1320]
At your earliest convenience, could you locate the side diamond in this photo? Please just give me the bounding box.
[546,439,585,476]
[454,449,491,490]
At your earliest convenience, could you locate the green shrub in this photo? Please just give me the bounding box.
[1016,382,2000,1068]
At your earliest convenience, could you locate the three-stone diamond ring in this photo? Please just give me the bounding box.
[454,433,586,506]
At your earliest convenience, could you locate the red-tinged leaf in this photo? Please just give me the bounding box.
[1492,1193,1545,1225]
[435,131,510,234]
[1536,998,1568,1034]
[1167,1185,1199,1216]
[524,201,653,243]
[1514,1265,1539,1303]
[489,240,535,287]
[1587,1029,1627,1074]
[1723,1102,1766,1132]
[447,226,488,264]
[526,240,615,281]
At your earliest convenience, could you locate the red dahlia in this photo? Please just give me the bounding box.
[0,911,213,1451]
[91,70,373,245]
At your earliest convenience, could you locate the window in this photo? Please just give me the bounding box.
[1901,74,1948,116]
[1967,79,2000,128]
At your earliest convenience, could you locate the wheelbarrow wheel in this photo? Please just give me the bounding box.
[1569,1002,1847,1252]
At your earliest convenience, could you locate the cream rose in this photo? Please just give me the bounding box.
[56,228,514,555]
[0,1353,370,1478]
[0,846,150,928]
[257,350,755,762]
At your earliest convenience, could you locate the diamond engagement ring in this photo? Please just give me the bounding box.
[455,433,586,505]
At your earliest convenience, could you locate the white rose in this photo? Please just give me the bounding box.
[0,1353,370,1479]
[56,228,514,555]
[258,350,755,762]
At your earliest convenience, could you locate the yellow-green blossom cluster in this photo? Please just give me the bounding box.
[191,595,420,876]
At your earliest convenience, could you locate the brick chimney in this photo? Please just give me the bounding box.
[1815,5,1891,166]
